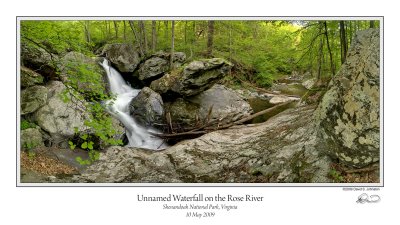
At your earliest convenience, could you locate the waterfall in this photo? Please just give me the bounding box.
[100,59,167,150]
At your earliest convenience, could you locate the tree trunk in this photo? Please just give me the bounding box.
[207,21,215,56]
[339,21,348,64]
[128,21,144,55]
[84,21,91,43]
[123,21,127,40]
[107,21,111,39]
[370,20,375,28]
[229,22,232,62]
[152,21,157,52]
[323,22,336,76]
[139,21,147,53]
[317,36,324,80]
[164,21,169,42]
[170,21,175,70]
[184,21,188,44]
[113,21,119,39]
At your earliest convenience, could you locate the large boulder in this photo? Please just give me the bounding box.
[74,106,332,183]
[58,52,108,99]
[21,127,44,150]
[165,84,253,127]
[34,81,89,145]
[20,44,58,79]
[150,58,233,96]
[129,87,165,127]
[21,66,44,88]
[137,57,169,81]
[100,43,141,72]
[315,29,380,168]
[21,85,48,115]
[137,51,186,81]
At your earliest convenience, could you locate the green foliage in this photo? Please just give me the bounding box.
[75,150,100,166]
[21,119,36,130]
[68,141,76,150]
[27,151,36,159]
[61,60,108,101]
[329,169,344,182]
[20,21,91,54]
[23,141,40,150]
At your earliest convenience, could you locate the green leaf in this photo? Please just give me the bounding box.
[68,141,76,150]
[87,141,94,150]
[81,142,88,149]
[81,134,88,140]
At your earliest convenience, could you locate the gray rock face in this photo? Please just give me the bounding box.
[315,29,380,168]
[34,81,89,144]
[101,43,141,72]
[150,58,233,96]
[21,66,44,88]
[129,87,165,127]
[75,106,332,183]
[21,127,44,149]
[21,85,48,115]
[138,57,169,81]
[137,51,186,81]
[166,84,253,127]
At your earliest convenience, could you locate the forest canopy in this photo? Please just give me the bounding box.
[20,19,379,87]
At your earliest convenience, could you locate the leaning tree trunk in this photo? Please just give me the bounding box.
[323,21,336,76]
[128,21,144,55]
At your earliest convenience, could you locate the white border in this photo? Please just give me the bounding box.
[16,16,384,187]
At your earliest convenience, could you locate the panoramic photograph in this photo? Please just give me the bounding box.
[18,19,381,184]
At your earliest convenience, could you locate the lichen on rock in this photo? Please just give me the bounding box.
[315,29,380,168]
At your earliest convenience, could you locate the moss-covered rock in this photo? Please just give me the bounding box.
[58,52,108,100]
[21,85,48,115]
[21,43,58,80]
[21,66,44,88]
[21,127,44,150]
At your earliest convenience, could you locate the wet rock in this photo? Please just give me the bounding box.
[165,84,253,127]
[315,29,380,168]
[129,87,165,127]
[100,43,141,72]
[21,85,48,115]
[74,106,332,183]
[150,58,233,96]
[21,66,44,88]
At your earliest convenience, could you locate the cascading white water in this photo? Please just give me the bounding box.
[100,59,168,150]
